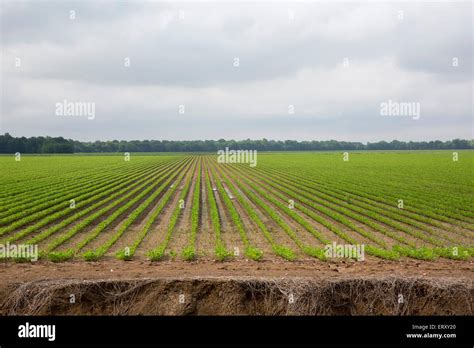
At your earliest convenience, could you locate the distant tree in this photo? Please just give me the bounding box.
[0,133,472,153]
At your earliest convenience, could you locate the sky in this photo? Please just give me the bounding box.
[0,1,472,142]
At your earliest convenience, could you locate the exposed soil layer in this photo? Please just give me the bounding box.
[0,259,472,315]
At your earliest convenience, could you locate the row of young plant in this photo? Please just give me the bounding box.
[264,156,474,224]
[181,158,202,260]
[235,164,451,260]
[84,158,197,261]
[0,158,187,244]
[211,161,299,260]
[0,158,111,200]
[258,159,474,230]
[0,156,153,204]
[267,165,446,228]
[213,160,324,260]
[116,159,195,260]
[44,158,192,261]
[335,153,473,210]
[316,169,474,225]
[224,162,399,260]
[207,160,263,261]
[147,158,198,261]
[235,164,418,246]
[248,165,446,244]
[346,162,474,213]
[289,162,474,224]
[259,165,472,243]
[204,162,229,261]
[0,159,172,226]
[0,158,164,218]
[240,164,471,260]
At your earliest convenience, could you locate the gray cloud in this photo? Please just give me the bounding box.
[1,1,472,141]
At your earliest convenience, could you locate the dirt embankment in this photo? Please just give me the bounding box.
[0,277,472,316]
[0,260,472,316]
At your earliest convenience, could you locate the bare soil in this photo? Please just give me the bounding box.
[0,259,472,315]
[195,165,215,258]
[206,167,245,258]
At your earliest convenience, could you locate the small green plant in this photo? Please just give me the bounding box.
[303,246,327,260]
[83,250,100,261]
[186,160,201,259]
[365,245,399,260]
[48,250,74,262]
[148,247,165,261]
[121,161,191,262]
[434,246,470,260]
[182,245,196,261]
[244,246,263,261]
[150,160,197,261]
[116,249,133,261]
[215,244,230,261]
[273,245,296,261]
[393,245,435,261]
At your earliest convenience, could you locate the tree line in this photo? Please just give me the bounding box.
[0,133,472,153]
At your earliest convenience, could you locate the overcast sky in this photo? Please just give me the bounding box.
[1,1,472,142]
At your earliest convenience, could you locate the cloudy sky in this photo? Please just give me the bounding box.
[1,1,472,142]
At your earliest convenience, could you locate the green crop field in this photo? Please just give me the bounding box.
[1,151,473,262]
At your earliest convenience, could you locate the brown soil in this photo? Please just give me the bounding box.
[81,163,188,254]
[227,164,348,248]
[135,162,194,257]
[44,161,180,253]
[247,166,474,249]
[195,165,215,258]
[213,167,274,257]
[222,167,307,259]
[236,165,399,249]
[317,178,474,240]
[0,259,472,315]
[12,161,163,245]
[206,166,245,258]
[166,161,199,254]
[106,161,191,256]
[260,167,474,245]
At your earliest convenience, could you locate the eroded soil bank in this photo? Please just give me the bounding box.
[0,277,473,315]
[0,259,472,315]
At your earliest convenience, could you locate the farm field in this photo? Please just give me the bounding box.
[0,151,473,263]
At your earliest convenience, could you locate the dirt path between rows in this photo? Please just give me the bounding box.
[134,162,194,257]
[195,164,215,258]
[166,160,199,254]
[206,165,245,258]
